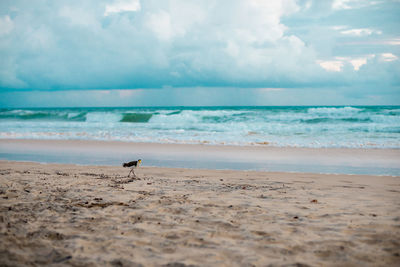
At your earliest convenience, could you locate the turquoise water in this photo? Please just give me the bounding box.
[0,106,399,148]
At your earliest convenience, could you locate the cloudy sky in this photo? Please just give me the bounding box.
[0,0,399,107]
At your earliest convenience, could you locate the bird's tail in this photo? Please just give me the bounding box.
[123,163,128,167]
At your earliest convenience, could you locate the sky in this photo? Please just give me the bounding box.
[0,0,399,107]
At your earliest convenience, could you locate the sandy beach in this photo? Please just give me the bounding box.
[1,160,399,266]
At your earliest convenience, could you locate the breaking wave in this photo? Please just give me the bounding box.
[1,106,399,148]
[0,110,87,121]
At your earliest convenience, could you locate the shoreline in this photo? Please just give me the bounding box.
[1,159,398,178]
[1,160,399,266]
[1,137,400,150]
[1,160,397,178]
[1,139,399,176]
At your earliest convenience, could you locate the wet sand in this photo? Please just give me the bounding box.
[1,139,399,175]
[1,160,399,266]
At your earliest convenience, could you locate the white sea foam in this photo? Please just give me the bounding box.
[0,106,399,148]
[307,106,363,115]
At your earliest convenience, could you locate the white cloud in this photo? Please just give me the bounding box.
[105,0,141,16]
[146,10,173,41]
[225,41,240,58]
[145,1,206,41]
[303,1,312,11]
[331,25,347,31]
[348,58,368,70]
[0,15,14,36]
[60,6,99,27]
[317,60,344,72]
[318,55,376,71]
[332,25,382,36]
[339,38,400,46]
[332,0,352,10]
[340,28,382,36]
[332,0,381,10]
[380,53,398,62]
[340,55,375,70]
[383,38,400,45]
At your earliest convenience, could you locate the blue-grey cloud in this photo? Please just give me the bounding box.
[0,0,399,92]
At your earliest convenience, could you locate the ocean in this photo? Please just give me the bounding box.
[0,106,399,148]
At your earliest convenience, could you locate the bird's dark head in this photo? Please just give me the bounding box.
[138,159,142,164]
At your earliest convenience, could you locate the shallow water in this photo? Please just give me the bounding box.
[1,140,399,176]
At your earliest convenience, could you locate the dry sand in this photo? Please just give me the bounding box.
[0,160,399,266]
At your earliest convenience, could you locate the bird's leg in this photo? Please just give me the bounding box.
[128,168,133,177]
[132,169,136,178]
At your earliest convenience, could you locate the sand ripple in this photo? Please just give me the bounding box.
[0,161,399,266]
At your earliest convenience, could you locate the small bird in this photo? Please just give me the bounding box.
[123,159,142,178]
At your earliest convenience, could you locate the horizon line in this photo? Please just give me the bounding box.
[2,104,399,109]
